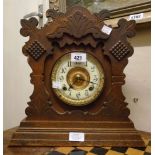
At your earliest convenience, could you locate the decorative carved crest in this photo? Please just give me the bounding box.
[46,6,110,48]
[48,11,109,39]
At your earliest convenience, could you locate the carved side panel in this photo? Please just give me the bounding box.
[20,17,53,118]
[102,18,136,117]
[25,74,50,117]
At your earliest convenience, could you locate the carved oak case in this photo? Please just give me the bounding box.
[10,6,144,146]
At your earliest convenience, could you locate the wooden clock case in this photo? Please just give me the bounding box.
[10,6,145,146]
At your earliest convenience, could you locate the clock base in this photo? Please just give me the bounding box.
[10,119,145,147]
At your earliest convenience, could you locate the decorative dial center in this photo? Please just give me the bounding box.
[67,67,90,90]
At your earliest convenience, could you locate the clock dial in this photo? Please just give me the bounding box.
[51,52,104,106]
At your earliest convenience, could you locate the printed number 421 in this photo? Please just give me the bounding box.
[74,56,82,61]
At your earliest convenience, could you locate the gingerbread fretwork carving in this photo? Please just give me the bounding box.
[20,17,38,37]
[110,41,131,61]
[26,41,45,60]
[47,7,110,48]
[94,9,110,20]
[46,9,65,20]
[47,11,108,39]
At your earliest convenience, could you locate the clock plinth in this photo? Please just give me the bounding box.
[10,6,145,146]
[10,119,144,146]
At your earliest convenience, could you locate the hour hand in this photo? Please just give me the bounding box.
[68,84,73,90]
[68,78,77,90]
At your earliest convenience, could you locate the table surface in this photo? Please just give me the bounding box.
[4,127,151,155]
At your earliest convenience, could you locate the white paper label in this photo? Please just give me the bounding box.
[52,81,62,89]
[69,132,85,142]
[101,25,112,35]
[71,53,86,62]
[129,13,144,21]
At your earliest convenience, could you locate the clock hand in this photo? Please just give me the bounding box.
[68,84,73,90]
[68,75,98,90]
[78,78,98,85]
[89,81,97,85]
[68,79,77,90]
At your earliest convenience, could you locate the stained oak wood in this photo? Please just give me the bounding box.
[10,6,145,146]
[4,127,150,155]
[4,127,52,155]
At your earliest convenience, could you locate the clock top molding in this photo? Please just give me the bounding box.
[20,6,136,120]
[21,6,135,48]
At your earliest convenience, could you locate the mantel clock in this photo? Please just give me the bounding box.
[10,6,145,146]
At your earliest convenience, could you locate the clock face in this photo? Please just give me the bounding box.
[51,52,104,106]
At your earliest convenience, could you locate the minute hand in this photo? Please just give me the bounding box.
[79,78,98,85]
